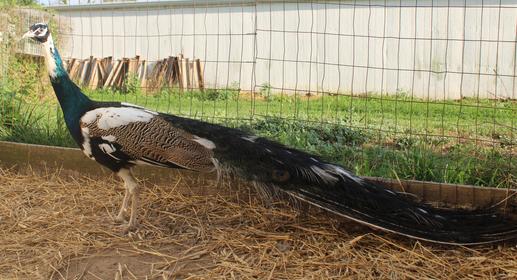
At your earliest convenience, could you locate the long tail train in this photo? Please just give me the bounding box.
[163,114,517,245]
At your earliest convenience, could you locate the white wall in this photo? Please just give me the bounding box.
[54,0,517,99]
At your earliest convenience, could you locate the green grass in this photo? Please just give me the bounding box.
[86,88,516,140]
[0,92,75,147]
[1,87,516,189]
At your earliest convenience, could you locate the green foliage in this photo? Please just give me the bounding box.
[0,90,75,147]
[210,88,240,101]
[0,91,22,129]
[185,88,239,101]
[122,74,142,95]
[243,117,368,150]
[1,0,38,7]
[1,4,57,100]
[258,83,272,101]
[3,56,46,99]
[154,87,240,102]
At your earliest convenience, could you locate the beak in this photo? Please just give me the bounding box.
[22,30,34,40]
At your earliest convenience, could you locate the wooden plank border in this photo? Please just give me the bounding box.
[0,141,194,185]
[1,141,516,209]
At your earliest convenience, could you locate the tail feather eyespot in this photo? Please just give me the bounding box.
[272,169,290,182]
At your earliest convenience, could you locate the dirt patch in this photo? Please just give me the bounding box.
[1,168,517,279]
[60,244,213,280]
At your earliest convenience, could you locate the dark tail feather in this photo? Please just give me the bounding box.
[268,161,517,245]
[164,114,517,245]
[285,173,517,245]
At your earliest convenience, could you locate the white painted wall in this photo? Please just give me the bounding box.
[53,0,517,99]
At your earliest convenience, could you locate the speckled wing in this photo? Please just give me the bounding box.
[80,107,216,172]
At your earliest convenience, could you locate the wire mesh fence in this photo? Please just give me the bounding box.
[1,0,516,188]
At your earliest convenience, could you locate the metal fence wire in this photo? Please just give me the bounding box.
[1,0,516,188]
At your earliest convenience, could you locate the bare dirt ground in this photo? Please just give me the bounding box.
[1,167,517,279]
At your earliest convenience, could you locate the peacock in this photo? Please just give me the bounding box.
[22,23,517,245]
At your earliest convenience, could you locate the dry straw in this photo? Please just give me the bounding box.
[1,167,517,279]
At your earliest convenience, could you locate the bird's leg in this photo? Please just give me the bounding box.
[114,188,130,223]
[116,168,140,231]
[128,181,140,231]
[212,158,222,187]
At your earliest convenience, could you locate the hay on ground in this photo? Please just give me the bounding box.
[0,167,517,279]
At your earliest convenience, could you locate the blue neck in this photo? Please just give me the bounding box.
[46,44,92,142]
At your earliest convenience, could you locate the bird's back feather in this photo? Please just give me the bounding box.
[79,106,216,173]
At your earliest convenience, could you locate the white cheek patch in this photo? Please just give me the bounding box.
[193,136,216,150]
[42,34,57,78]
[81,107,155,130]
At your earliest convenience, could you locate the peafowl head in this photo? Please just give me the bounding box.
[22,23,64,79]
[22,23,50,43]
